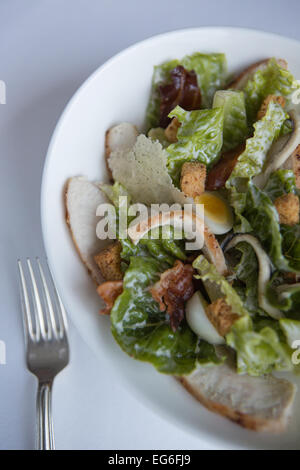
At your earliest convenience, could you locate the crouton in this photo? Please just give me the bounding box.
[257,95,286,120]
[180,162,206,198]
[292,144,300,189]
[165,117,181,143]
[274,193,299,225]
[94,241,123,281]
[205,298,239,337]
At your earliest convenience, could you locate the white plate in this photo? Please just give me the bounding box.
[41,27,300,449]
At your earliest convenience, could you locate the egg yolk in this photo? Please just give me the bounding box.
[195,193,229,224]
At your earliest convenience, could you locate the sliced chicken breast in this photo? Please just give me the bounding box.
[65,176,111,284]
[179,362,296,432]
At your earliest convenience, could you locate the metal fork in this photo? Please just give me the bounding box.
[17,258,69,450]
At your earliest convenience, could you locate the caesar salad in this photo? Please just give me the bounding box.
[65,52,300,432]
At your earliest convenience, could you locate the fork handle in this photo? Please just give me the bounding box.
[36,381,55,450]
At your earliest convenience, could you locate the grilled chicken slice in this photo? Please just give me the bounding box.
[179,362,296,433]
[105,122,138,180]
[65,176,111,284]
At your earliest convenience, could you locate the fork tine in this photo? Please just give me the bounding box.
[46,260,68,338]
[36,258,57,339]
[17,260,35,341]
[27,258,47,340]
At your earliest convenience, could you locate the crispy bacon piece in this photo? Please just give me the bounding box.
[150,260,194,331]
[159,65,201,128]
[97,281,123,315]
[205,143,246,191]
[282,272,300,284]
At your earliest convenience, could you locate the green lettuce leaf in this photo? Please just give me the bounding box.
[100,183,187,269]
[166,105,224,184]
[278,283,300,319]
[120,233,187,266]
[227,315,292,376]
[193,255,294,375]
[263,170,300,272]
[110,256,221,374]
[243,58,300,125]
[241,183,300,272]
[193,255,248,317]
[229,241,263,315]
[226,103,292,233]
[146,59,179,129]
[146,53,227,129]
[227,101,288,186]
[279,318,300,347]
[213,90,248,151]
[264,169,297,201]
[281,224,300,272]
[181,52,227,108]
[100,181,131,209]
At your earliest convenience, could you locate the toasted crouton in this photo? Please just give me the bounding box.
[165,117,181,143]
[292,144,300,189]
[205,298,239,336]
[94,241,123,281]
[274,193,299,225]
[180,162,206,198]
[257,95,286,120]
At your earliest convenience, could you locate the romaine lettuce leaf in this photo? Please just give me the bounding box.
[146,53,227,129]
[213,90,248,151]
[167,105,224,184]
[110,256,221,374]
[227,102,288,186]
[264,169,297,201]
[193,255,292,375]
[227,316,292,376]
[281,224,300,272]
[100,183,187,269]
[146,59,179,129]
[226,103,292,233]
[193,255,248,317]
[243,58,300,125]
[120,232,187,266]
[229,241,263,315]
[100,181,132,208]
[279,318,300,347]
[278,283,300,319]
[181,52,227,108]
[263,171,300,272]
[241,183,300,272]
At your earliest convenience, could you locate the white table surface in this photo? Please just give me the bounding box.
[1,0,300,450]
